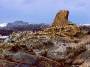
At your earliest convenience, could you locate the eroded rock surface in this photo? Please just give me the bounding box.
[0,10,89,67]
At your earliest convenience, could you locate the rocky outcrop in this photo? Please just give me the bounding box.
[44,10,80,37]
[0,10,89,67]
[52,10,69,27]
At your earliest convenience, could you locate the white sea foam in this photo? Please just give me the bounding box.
[0,23,7,27]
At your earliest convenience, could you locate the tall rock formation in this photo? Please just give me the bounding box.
[52,10,69,28]
[44,10,80,37]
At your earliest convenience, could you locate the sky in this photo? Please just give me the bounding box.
[0,0,90,25]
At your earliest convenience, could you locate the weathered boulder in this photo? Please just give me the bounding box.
[3,52,37,64]
[47,43,69,61]
[47,42,86,64]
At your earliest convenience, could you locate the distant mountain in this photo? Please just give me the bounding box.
[7,21,29,27]
[0,21,50,35]
[5,21,50,32]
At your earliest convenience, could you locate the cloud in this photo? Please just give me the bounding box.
[0,0,89,11]
[0,0,89,24]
